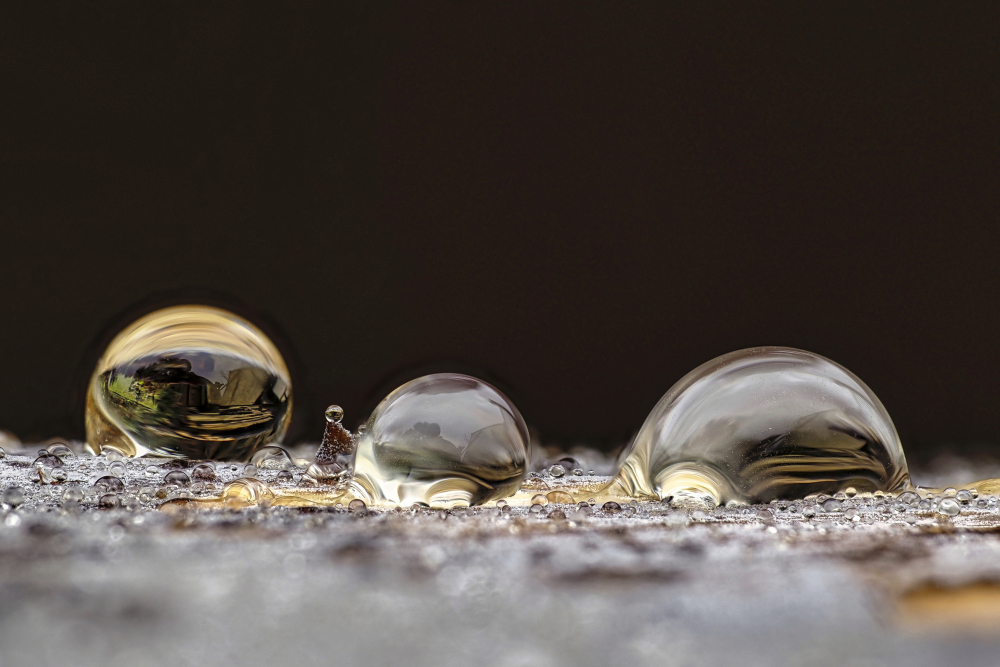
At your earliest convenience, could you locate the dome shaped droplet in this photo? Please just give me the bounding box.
[86,305,292,460]
[611,347,908,505]
[351,373,529,508]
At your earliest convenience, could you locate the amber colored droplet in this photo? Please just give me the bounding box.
[86,305,292,460]
[545,491,575,505]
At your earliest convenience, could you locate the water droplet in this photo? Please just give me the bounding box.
[105,449,124,463]
[548,464,566,478]
[242,464,258,478]
[897,491,920,505]
[191,463,216,481]
[350,374,529,508]
[62,487,83,503]
[530,494,549,506]
[496,499,508,508]
[164,471,191,486]
[86,305,292,459]
[33,454,63,469]
[99,494,120,509]
[956,489,973,504]
[48,444,74,459]
[572,468,584,476]
[602,501,622,514]
[844,487,857,497]
[325,405,344,423]
[275,470,293,482]
[109,461,126,477]
[545,491,574,504]
[821,498,843,512]
[2,486,24,507]
[51,468,68,483]
[938,498,961,516]
[250,445,293,470]
[608,347,908,505]
[943,487,957,497]
[348,499,366,511]
[756,508,775,523]
[94,476,125,494]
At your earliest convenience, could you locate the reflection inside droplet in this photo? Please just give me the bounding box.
[350,373,530,508]
[86,305,292,460]
[607,347,909,506]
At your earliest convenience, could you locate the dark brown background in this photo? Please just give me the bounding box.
[1,2,998,462]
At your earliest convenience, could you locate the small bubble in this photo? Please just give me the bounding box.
[897,491,920,505]
[242,464,258,478]
[548,464,566,478]
[250,446,293,471]
[529,503,544,513]
[105,450,124,463]
[2,486,25,507]
[844,508,860,522]
[144,465,159,477]
[164,471,191,486]
[51,468,68,482]
[956,489,973,504]
[757,508,775,524]
[572,468,584,476]
[938,498,961,517]
[348,499,366,511]
[109,461,126,477]
[802,505,817,518]
[844,487,857,498]
[587,470,596,476]
[496,499,508,508]
[549,509,567,521]
[325,405,344,423]
[33,454,63,469]
[942,487,957,498]
[99,494,120,509]
[833,492,847,501]
[123,496,141,511]
[970,488,980,499]
[94,476,125,493]
[275,470,293,482]
[62,487,83,503]
[49,444,74,459]
[545,491,575,505]
[191,463,216,481]
[822,498,843,512]
[602,501,622,514]
[530,494,549,507]
[978,499,988,509]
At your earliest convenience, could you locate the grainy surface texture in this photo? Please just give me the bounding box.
[2,447,1000,667]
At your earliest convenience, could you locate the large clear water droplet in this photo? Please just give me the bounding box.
[86,305,292,460]
[351,373,529,508]
[610,347,909,505]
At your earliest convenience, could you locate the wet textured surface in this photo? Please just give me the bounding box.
[2,445,1000,666]
[86,306,292,460]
